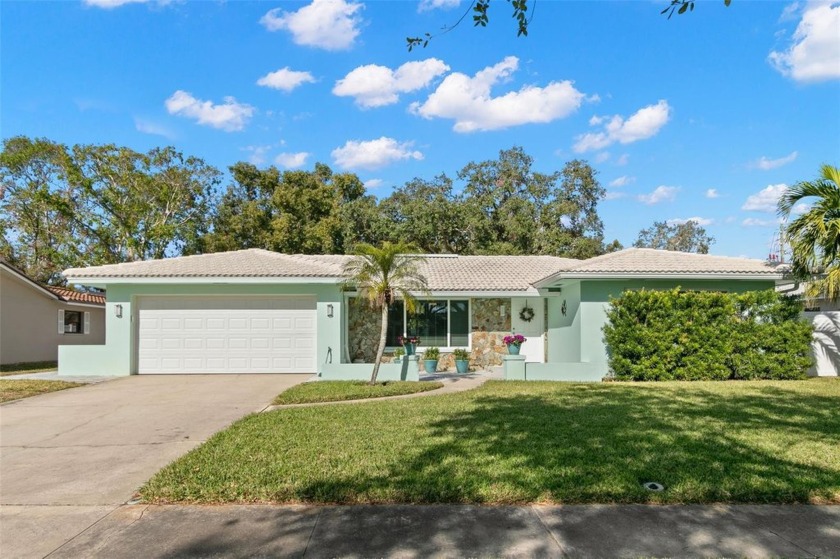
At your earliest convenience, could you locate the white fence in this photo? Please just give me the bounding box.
[804,311,840,377]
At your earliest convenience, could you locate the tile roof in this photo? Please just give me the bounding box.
[556,248,787,277]
[46,286,106,305]
[415,255,579,291]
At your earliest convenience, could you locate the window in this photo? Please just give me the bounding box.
[385,299,470,348]
[58,310,90,335]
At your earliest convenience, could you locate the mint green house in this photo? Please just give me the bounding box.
[59,248,786,381]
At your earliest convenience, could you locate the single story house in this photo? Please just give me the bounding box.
[1,260,106,365]
[58,248,788,381]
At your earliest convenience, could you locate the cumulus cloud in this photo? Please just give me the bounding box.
[574,100,671,152]
[609,175,635,188]
[604,191,627,201]
[134,117,174,140]
[615,154,630,166]
[333,59,450,108]
[637,185,678,205]
[164,90,254,132]
[742,184,788,212]
[594,152,610,164]
[418,0,460,11]
[241,145,272,166]
[748,150,798,170]
[769,1,840,82]
[260,0,363,51]
[332,137,423,170]
[83,0,155,8]
[257,67,316,92]
[409,56,585,132]
[363,178,384,189]
[667,217,714,226]
[742,217,778,227]
[706,188,720,199]
[274,152,310,169]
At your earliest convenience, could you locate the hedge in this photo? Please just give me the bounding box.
[602,288,813,381]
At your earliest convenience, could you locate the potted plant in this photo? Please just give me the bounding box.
[453,348,470,374]
[398,335,420,356]
[503,334,527,355]
[423,347,440,373]
[393,347,405,363]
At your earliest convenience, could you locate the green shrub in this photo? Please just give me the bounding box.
[453,348,470,361]
[423,347,440,360]
[603,288,813,381]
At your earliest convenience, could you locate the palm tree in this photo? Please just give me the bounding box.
[778,164,840,301]
[343,242,429,384]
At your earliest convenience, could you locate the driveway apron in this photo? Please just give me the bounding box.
[0,374,310,558]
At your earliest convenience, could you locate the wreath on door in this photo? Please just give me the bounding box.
[519,303,535,322]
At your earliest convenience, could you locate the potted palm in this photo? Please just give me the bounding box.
[453,348,470,374]
[503,334,526,355]
[423,347,440,374]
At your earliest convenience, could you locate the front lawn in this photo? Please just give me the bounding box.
[0,361,58,376]
[273,380,444,405]
[0,379,84,402]
[141,379,840,505]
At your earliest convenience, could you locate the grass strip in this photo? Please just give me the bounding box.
[273,380,444,405]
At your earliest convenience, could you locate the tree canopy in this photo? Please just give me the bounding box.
[634,220,715,254]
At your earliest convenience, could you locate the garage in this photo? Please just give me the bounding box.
[137,296,317,374]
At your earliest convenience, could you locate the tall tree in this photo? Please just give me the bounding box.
[634,220,715,253]
[198,162,375,255]
[342,242,428,384]
[778,164,840,302]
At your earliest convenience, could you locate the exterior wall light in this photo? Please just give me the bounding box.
[115,304,123,318]
[327,304,334,318]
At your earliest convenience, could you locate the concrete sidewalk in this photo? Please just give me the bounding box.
[9,503,838,558]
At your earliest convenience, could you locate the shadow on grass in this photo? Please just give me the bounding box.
[294,383,840,505]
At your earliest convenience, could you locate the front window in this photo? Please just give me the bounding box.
[385,299,470,348]
[64,311,83,334]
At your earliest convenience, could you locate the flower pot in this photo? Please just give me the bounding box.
[455,360,469,374]
[507,344,521,355]
[423,359,438,373]
[403,343,416,356]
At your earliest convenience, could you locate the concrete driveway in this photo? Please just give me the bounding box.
[0,374,311,559]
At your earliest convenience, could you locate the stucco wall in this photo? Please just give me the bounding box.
[1,270,105,365]
[59,282,343,376]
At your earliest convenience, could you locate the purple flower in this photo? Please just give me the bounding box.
[398,335,421,345]
[503,334,526,346]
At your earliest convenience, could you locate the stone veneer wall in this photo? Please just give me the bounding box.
[346,296,514,371]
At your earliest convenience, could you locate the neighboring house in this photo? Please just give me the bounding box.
[1,261,106,366]
[781,283,840,377]
[58,248,797,381]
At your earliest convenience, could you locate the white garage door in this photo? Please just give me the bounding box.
[137,296,317,374]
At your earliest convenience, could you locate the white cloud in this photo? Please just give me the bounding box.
[164,90,254,132]
[409,56,585,132]
[793,202,812,214]
[604,191,627,200]
[749,150,798,170]
[705,188,720,199]
[742,217,778,227]
[574,100,671,152]
[257,67,316,92]
[275,152,310,169]
[637,185,678,205]
[769,1,840,82]
[594,151,610,164]
[333,59,450,108]
[667,217,714,226]
[134,117,174,140]
[615,154,630,166]
[609,175,635,188]
[241,145,272,166]
[83,0,154,8]
[364,178,384,189]
[260,0,363,51]
[332,137,423,170]
[418,0,460,11]
[742,183,789,212]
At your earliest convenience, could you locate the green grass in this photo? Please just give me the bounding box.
[0,379,84,402]
[273,380,444,405]
[0,361,58,376]
[141,379,840,506]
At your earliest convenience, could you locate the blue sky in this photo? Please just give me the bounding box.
[2,0,839,258]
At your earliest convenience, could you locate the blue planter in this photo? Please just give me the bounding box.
[455,360,469,374]
[424,359,438,373]
[403,343,416,356]
[507,344,521,355]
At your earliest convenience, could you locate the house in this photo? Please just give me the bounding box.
[1,260,106,366]
[57,248,791,381]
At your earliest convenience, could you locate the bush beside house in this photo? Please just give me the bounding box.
[603,289,813,381]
